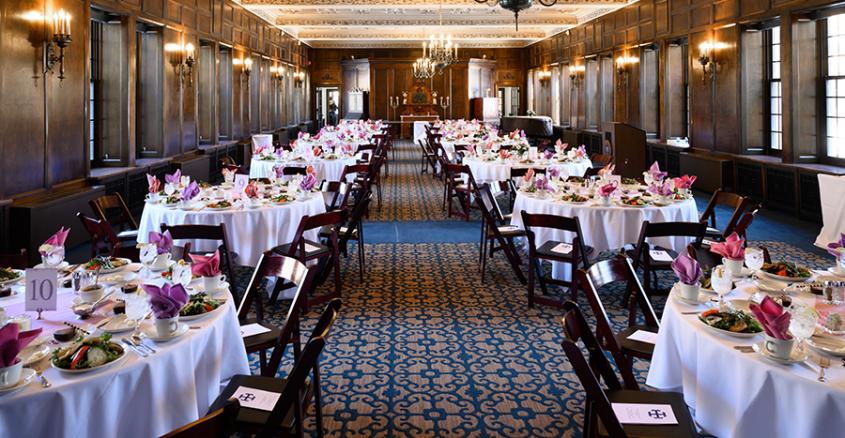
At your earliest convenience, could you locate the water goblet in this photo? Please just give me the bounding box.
[744,247,766,273]
[710,266,734,309]
[788,304,819,355]
[139,244,158,279]
[42,246,65,268]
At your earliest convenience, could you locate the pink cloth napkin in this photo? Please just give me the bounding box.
[599,181,617,197]
[147,174,161,193]
[749,296,792,340]
[710,232,745,260]
[42,227,70,249]
[0,325,43,368]
[191,251,221,277]
[598,164,615,177]
[499,149,511,160]
[244,181,259,199]
[523,168,535,182]
[673,175,697,189]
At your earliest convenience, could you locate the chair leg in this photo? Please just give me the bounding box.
[333,251,342,299]
[480,238,488,283]
[313,363,325,438]
[527,256,535,307]
[357,230,365,281]
[535,260,550,296]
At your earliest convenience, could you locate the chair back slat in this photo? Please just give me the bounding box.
[160,223,238,295]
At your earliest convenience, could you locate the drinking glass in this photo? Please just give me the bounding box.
[125,293,150,322]
[788,304,819,354]
[224,170,235,184]
[710,266,734,308]
[745,247,766,274]
[42,246,65,268]
[139,244,157,279]
[164,183,176,197]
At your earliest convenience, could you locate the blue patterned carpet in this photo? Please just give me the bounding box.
[238,141,832,437]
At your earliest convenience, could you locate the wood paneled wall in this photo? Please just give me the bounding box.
[0,0,310,198]
[312,48,524,122]
[524,0,840,163]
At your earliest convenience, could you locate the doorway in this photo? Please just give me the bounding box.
[316,87,340,128]
[498,86,520,117]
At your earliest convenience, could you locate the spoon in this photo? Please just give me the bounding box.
[72,290,114,318]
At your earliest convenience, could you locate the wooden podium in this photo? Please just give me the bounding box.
[398,82,441,139]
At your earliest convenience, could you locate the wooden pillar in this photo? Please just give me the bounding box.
[780,12,795,164]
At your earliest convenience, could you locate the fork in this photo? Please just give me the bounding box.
[131,332,156,354]
[818,357,831,383]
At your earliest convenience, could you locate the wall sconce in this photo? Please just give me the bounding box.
[233,57,253,84]
[568,65,585,86]
[615,55,639,87]
[294,71,305,88]
[45,9,72,81]
[269,65,285,84]
[537,70,552,87]
[165,42,195,87]
[698,40,728,82]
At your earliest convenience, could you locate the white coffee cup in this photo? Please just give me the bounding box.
[154,317,180,338]
[203,274,227,292]
[146,192,160,203]
[834,258,845,276]
[764,335,795,360]
[678,282,700,301]
[79,284,105,304]
[601,195,612,206]
[151,253,172,271]
[0,360,23,389]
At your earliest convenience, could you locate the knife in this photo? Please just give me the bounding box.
[121,338,147,358]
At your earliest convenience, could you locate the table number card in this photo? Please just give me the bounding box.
[611,403,678,425]
[25,269,58,312]
[231,386,281,412]
[233,174,249,199]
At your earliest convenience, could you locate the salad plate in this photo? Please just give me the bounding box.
[807,334,845,357]
[0,369,35,395]
[101,315,140,334]
[698,308,763,338]
[752,342,808,365]
[101,271,137,284]
[20,344,50,366]
[141,323,190,342]
[758,262,813,283]
[179,294,226,321]
[83,257,131,274]
[51,335,128,374]
[0,268,24,287]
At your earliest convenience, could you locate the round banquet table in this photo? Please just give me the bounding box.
[248,156,357,181]
[0,275,249,438]
[464,157,592,184]
[138,194,326,266]
[647,282,845,438]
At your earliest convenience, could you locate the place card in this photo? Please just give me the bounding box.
[233,174,249,198]
[649,250,674,263]
[611,403,678,425]
[627,330,658,345]
[240,323,272,338]
[304,243,322,253]
[231,386,281,412]
[551,243,573,254]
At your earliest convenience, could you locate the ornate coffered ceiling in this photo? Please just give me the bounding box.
[237,0,634,48]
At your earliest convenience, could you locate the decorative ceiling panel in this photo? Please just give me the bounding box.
[236,0,634,48]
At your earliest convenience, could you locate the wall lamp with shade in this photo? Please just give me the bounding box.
[45,9,72,81]
[233,57,253,84]
[294,71,305,88]
[269,65,285,84]
[698,40,728,82]
[615,54,639,86]
[537,69,552,87]
[165,42,195,87]
[568,64,585,86]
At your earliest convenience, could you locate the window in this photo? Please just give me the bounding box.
[198,41,216,144]
[769,27,783,151]
[585,59,598,128]
[551,66,561,124]
[89,24,99,162]
[218,47,232,140]
[665,41,689,139]
[250,55,260,133]
[527,70,535,113]
[90,9,129,166]
[826,13,845,159]
[640,46,659,136]
[599,56,614,125]
[136,21,163,158]
[560,64,571,126]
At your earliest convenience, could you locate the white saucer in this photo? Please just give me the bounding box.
[101,314,140,334]
[807,334,845,357]
[149,260,177,272]
[670,285,710,306]
[20,344,50,366]
[142,323,190,342]
[0,369,35,395]
[753,342,808,365]
[732,267,754,279]
[34,261,69,270]
[190,281,230,295]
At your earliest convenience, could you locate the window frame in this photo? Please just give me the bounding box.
[765,26,784,156]
[820,12,845,165]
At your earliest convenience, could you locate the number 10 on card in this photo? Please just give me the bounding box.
[25,269,58,318]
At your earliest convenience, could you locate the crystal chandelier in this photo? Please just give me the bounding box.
[413,56,436,79]
[424,33,457,73]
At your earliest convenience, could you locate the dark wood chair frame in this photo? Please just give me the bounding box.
[160,222,239,296]
[477,183,526,284]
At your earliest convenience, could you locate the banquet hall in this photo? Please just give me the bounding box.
[2,0,845,436]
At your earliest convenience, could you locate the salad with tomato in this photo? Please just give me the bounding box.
[180,293,223,317]
[51,333,124,371]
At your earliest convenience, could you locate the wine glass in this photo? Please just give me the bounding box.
[42,246,65,268]
[125,292,150,323]
[164,183,176,197]
[788,304,819,355]
[139,244,157,279]
[745,247,765,280]
[710,265,734,308]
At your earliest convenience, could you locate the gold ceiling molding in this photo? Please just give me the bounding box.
[242,0,627,6]
[274,16,579,27]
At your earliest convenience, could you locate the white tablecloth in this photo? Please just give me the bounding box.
[0,281,249,438]
[138,194,326,266]
[647,284,845,438]
[464,158,592,184]
[414,121,430,144]
[816,173,845,248]
[248,157,357,182]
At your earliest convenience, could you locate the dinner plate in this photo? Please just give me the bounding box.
[752,342,808,365]
[807,334,845,356]
[101,271,137,284]
[84,258,132,274]
[826,268,845,279]
[52,347,128,374]
[0,269,24,287]
[0,369,35,395]
[614,201,650,208]
[670,285,711,306]
[757,269,812,284]
[141,323,190,342]
[180,300,226,322]
[698,316,762,338]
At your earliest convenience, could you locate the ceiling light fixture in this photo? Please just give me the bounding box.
[473,0,559,31]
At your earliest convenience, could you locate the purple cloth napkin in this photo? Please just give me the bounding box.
[828,233,845,258]
[0,325,43,368]
[671,254,702,285]
[300,174,317,192]
[148,230,173,255]
[165,169,181,185]
[599,182,617,197]
[543,150,554,160]
[535,177,555,192]
[181,181,199,201]
[749,296,792,340]
[142,283,189,319]
[710,232,745,260]
[648,161,668,182]
[649,180,674,196]
[548,167,560,179]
